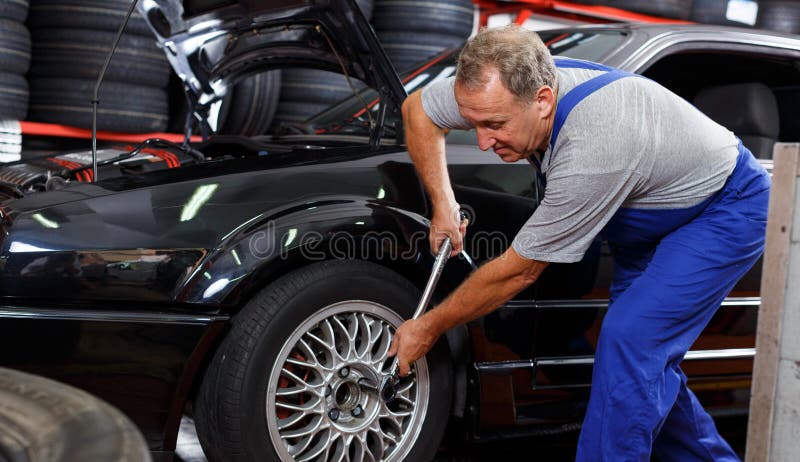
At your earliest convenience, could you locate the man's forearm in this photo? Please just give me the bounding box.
[424,248,549,335]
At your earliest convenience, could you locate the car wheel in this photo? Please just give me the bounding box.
[0,367,151,462]
[194,260,453,461]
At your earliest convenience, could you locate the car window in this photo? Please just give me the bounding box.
[640,49,800,156]
[539,30,629,62]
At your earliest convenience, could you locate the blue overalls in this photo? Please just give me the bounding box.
[546,58,770,461]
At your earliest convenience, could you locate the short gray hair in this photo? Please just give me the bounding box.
[456,25,557,103]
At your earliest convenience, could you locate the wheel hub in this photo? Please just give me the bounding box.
[266,301,430,461]
[325,364,380,431]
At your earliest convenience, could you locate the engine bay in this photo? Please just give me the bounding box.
[0,140,203,199]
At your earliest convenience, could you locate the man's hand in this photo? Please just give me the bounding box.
[387,316,440,377]
[387,248,549,377]
[431,203,468,257]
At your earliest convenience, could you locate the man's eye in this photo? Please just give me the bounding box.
[486,123,503,130]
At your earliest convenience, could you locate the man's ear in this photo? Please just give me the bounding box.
[535,85,556,117]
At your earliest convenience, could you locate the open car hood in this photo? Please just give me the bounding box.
[138,0,406,130]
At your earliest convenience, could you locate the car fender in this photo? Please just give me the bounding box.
[175,196,474,415]
[175,196,475,306]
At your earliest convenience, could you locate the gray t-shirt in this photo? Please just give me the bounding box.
[421,68,739,263]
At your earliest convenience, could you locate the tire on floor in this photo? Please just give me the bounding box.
[0,367,152,462]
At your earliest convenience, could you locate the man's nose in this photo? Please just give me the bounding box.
[476,129,495,151]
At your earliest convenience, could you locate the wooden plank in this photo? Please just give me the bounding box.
[747,143,800,461]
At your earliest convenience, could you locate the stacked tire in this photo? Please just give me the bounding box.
[690,0,754,27]
[26,0,170,133]
[605,0,692,19]
[214,71,282,136]
[756,1,800,35]
[371,0,476,73]
[0,0,30,121]
[270,0,374,130]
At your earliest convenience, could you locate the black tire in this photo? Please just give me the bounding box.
[272,68,361,129]
[282,68,364,104]
[0,367,151,462]
[28,78,168,133]
[0,72,28,120]
[272,101,331,125]
[371,0,475,37]
[0,0,28,22]
[29,28,170,87]
[217,71,281,136]
[0,19,30,74]
[194,260,453,462]
[27,0,151,35]
[377,30,465,73]
[355,0,374,20]
[690,0,754,27]
[756,1,800,35]
[606,0,692,19]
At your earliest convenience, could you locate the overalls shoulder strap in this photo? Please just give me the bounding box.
[527,59,639,187]
[549,58,641,151]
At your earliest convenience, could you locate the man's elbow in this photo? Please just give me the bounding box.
[504,247,549,286]
[401,90,422,123]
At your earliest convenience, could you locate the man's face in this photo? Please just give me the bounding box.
[454,68,555,162]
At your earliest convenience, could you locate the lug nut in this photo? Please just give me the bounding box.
[351,405,363,418]
[339,366,350,378]
[328,408,340,421]
[325,385,332,397]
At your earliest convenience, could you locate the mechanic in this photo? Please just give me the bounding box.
[388,25,769,461]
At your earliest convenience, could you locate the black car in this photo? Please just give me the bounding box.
[0,1,798,460]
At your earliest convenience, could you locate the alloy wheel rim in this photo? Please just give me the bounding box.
[266,300,430,461]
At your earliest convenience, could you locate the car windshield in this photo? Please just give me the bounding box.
[305,29,629,136]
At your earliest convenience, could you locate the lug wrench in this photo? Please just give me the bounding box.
[379,236,454,403]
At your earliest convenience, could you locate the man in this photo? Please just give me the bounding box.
[387,25,769,460]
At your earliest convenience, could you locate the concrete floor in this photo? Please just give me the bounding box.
[175,416,578,461]
[175,416,746,461]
